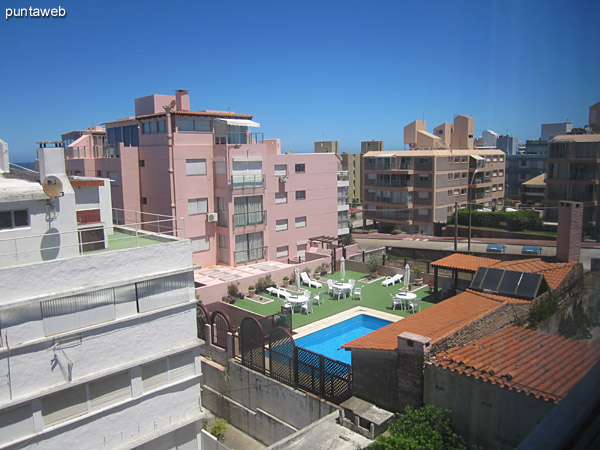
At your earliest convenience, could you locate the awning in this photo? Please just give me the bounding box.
[470,155,484,160]
[216,118,261,128]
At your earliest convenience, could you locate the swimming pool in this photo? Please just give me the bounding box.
[295,314,392,365]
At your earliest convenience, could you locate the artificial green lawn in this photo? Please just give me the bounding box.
[233,269,439,330]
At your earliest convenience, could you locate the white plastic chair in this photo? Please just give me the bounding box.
[301,296,314,314]
[280,297,292,312]
[353,285,363,301]
[332,285,344,300]
[391,293,404,310]
[348,279,356,297]
[313,291,325,305]
[327,279,335,297]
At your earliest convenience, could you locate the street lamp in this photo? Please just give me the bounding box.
[468,168,479,252]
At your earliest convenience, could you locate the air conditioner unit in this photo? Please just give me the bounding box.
[207,213,218,222]
[279,175,288,183]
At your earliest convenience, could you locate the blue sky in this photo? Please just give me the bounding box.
[1,0,598,161]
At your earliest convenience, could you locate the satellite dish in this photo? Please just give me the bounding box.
[42,176,64,198]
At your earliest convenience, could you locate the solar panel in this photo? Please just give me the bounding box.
[470,268,487,290]
[497,270,523,297]
[515,273,544,299]
[481,268,504,292]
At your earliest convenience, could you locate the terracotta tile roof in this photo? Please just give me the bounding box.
[432,326,600,402]
[136,110,253,120]
[343,291,515,351]
[491,258,576,290]
[432,253,500,272]
[431,254,576,291]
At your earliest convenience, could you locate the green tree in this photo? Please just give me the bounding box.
[370,405,466,450]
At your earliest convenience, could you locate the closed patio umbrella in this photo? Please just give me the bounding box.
[340,257,346,283]
[404,263,410,294]
[294,266,300,292]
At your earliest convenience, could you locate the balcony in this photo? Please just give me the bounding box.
[0,208,185,269]
[215,132,264,145]
[64,145,119,159]
[364,209,412,223]
[231,174,265,191]
[364,179,412,188]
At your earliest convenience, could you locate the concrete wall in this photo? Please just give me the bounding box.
[201,358,337,445]
[424,364,554,449]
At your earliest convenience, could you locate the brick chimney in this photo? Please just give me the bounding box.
[556,201,583,263]
[175,89,190,111]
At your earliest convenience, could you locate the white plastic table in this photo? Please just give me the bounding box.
[395,292,417,310]
[287,295,309,313]
[333,282,353,299]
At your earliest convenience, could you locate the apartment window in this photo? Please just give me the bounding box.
[142,121,156,135]
[453,156,460,163]
[135,273,192,313]
[274,164,287,176]
[453,189,460,196]
[41,288,116,336]
[177,118,212,132]
[493,155,498,162]
[454,172,460,179]
[235,232,264,264]
[461,156,467,162]
[461,172,467,179]
[486,156,492,162]
[418,208,428,216]
[139,160,145,167]
[520,174,528,181]
[448,173,453,180]
[275,192,287,204]
[156,120,166,134]
[188,198,208,215]
[191,236,210,252]
[89,371,131,412]
[218,234,228,249]
[234,195,263,226]
[499,155,505,162]
[276,219,288,231]
[461,188,467,195]
[498,184,503,190]
[141,197,147,205]
[418,157,430,164]
[142,359,168,392]
[417,191,429,199]
[276,246,289,258]
[0,209,29,230]
[493,170,498,176]
[419,174,429,181]
[186,159,207,176]
[101,171,117,188]
[217,197,228,226]
[296,190,306,200]
[96,170,102,176]
[499,169,504,176]
[295,163,305,173]
[447,190,452,196]
[41,385,88,427]
[295,216,307,228]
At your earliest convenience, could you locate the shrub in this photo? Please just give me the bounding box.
[366,256,382,274]
[248,285,255,291]
[528,292,559,328]
[227,283,240,298]
[255,275,275,292]
[210,418,228,442]
[370,405,466,450]
[413,266,423,278]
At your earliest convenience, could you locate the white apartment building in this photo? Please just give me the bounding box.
[0,142,204,449]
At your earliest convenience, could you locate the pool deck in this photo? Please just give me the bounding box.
[292,306,402,340]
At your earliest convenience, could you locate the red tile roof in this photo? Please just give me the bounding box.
[432,326,600,402]
[136,110,253,120]
[432,253,500,272]
[491,258,575,290]
[432,255,576,291]
[342,290,522,351]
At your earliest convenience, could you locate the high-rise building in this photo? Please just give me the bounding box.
[360,140,384,153]
[545,134,600,240]
[497,135,519,156]
[362,148,506,235]
[541,122,573,141]
[0,142,203,449]
[589,101,600,132]
[63,90,345,267]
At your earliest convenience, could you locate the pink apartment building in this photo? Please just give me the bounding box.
[63,90,346,268]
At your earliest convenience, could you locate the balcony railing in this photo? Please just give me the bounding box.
[364,179,412,188]
[233,210,267,228]
[364,209,412,222]
[234,246,267,265]
[231,174,265,190]
[65,145,119,159]
[215,132,264,145]
[0,208,185,268]
[337,171,349,182]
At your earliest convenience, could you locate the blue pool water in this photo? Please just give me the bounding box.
[295,315,392,365]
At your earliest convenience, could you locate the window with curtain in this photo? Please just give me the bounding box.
[233,195,263,226]
[295,216,306,228]
[235,232,263,264]
[232,159,262,189]
[275,192,287,204]
[186,159,206,176]
[217,197,228,226]
[188,198,208,215]
[276,219,288,231]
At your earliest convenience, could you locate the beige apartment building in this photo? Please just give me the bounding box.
[362,148,506,234]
